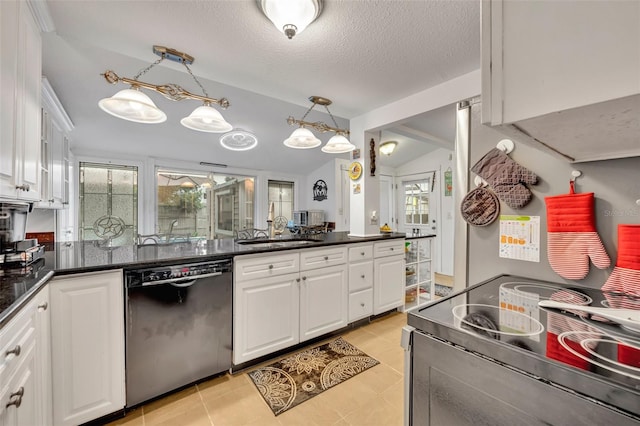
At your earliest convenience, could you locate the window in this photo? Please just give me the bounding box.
[404,179,430,225]
[268,180,294,223]
[79,162,138,245]
[156,169,255,239]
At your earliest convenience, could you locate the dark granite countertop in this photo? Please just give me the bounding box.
[0,231,408,328]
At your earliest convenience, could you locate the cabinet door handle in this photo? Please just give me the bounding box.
[324,256,329,261]
[15,184,30,191]
[268,264,274,270]
[6,387,24,408]
[360,302,365,307]
[361,274,365,279]
[38,302,48,311]
[302,276,307,281]
[5,345,21,358]
[390,247,394,251]
[361,252,365,256]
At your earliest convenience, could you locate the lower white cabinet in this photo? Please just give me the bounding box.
[234,272,300,365]
[299,264,348,342]
[234,248,348,365]
[50,270,125,426]
[373,250,405,314]
[0,286,51,426]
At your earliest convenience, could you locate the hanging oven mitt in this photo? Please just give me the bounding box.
[545,182,610,280]
[471,148,538,209]
[601,224,640,368]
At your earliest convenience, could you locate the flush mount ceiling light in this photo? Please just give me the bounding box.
[380,141,398,156]
[258,0,323,40]
[285,96,354,153]
[99,45,232,133]
[220,129,258,151]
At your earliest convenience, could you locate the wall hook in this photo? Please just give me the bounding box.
[496,139,515,154]
[570,170,582,182]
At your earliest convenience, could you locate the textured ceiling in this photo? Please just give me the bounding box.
[42,0,480,174]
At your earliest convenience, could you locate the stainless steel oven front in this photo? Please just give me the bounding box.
[124,258,232,407]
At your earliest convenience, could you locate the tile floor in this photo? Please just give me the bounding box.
[106,311,407,426]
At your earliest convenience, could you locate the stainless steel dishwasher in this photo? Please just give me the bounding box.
[124,258,232,407]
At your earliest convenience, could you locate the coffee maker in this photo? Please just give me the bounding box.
[0,201,44,267]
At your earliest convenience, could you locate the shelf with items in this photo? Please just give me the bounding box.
[403,236,434,312]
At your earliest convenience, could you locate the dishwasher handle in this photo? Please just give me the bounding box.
[140,271,223,287]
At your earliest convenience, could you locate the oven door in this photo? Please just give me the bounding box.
[407,330,640,426]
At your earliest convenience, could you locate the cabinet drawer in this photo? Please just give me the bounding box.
[348,244,373,262]
[0,306,36,396]
[349,288,373,322]
[300,246,347,271]
[235,252,299,281]
[348,260,373,292]
[374,240,405,258]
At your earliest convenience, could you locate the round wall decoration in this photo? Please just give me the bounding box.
[348,162,363,181]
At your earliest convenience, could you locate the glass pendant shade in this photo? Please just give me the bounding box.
[321,134,355,153]
[180,104,233,133]
[260,0,322,39]
[220,129,258,151]
[380,141,398,156]
[98,88,167,123]
[283,127,321,149]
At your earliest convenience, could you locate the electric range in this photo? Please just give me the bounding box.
[406,274,640,424]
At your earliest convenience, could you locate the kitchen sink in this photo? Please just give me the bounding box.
[236,239,317,248]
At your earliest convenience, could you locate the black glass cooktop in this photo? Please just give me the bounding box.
[407,274,640,418]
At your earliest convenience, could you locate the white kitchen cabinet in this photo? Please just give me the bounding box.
[299,264,348,342]
[0,0,42,201]
[37,77,73,209]
[50,270,125,426]
[234,246,348,365]
[348,244,374,321]
[481,0,640,162]
[0,286,51,426]
[373,240,405,315]
[234,271,300,365]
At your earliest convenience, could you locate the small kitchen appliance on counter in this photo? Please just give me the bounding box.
[403,274,640,425]
[0,202,45,268]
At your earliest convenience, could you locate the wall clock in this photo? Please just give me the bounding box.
[348,161,363,180]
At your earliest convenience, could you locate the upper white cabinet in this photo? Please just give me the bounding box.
[481,0,640,162]
[38,77,73,209]
[0,0,42,201]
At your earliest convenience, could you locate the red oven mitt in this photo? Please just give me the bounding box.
[545,182,610,280]
[601,224,640,368]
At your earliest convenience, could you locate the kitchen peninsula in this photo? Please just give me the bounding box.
[0,231,408,425]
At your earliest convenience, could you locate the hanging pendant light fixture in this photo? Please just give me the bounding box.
[99,45,232,132]
[285,96,354,152]
[258,0,323,40]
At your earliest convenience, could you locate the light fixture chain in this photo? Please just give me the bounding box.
[300,102,318,122]
[133,56,164,81]
[324,105,340,130]
[183,62,209,98]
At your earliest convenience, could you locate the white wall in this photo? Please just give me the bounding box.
[26,208,56,233]
[304,158,350,231]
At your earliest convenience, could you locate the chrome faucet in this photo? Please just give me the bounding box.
[168,219,178,237]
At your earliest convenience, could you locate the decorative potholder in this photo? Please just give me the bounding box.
[460,186,500,226]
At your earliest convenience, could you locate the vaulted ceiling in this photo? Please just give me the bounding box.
[41,0,480,174]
